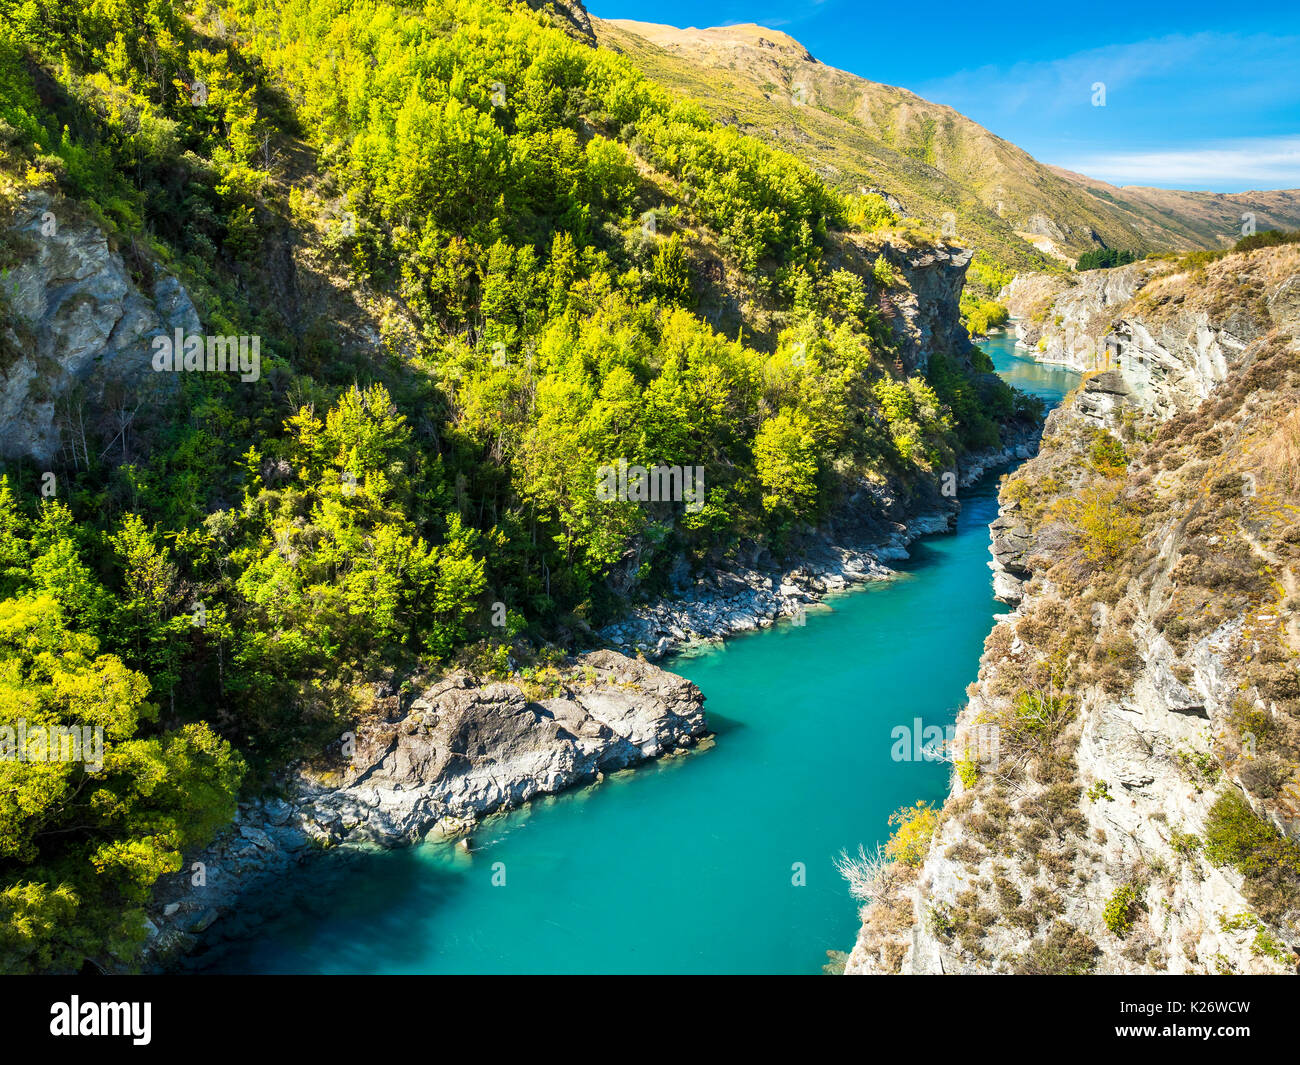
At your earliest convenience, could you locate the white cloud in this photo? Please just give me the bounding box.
[1058,137,1300,190]
[909,31,1300,191]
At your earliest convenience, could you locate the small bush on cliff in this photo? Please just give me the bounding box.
[1203,789,1300,919]
[1103,883,1143,937]
[872,255,900,288]
[1087,781,1113,802]
[927,902,955,939]
[1088,430,1128,475]
[1203,790,1300,876]
[1011,688,1074,740]
[1064,483,1142,567]
[1220,912,1295,965]
[1012,920,1099,974]
[885,801,939,867]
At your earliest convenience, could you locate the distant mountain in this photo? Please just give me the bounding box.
[592,17,1300,271]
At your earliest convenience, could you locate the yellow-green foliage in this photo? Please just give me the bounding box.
[872,377,953,466]
[844,191,897,232]
[960,283,1010,337]
[1103,883,1142,937]
[1088,430,1128,474]
[872,255,900,288]
[0,0,1032,973]
[1219,912,1295,965]
[885,800,939,866]
[1063,482,1141,566]
[0,594,242,973]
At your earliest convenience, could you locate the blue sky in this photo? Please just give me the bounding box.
[590,1,1300,192]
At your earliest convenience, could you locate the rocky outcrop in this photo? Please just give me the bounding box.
[886,242,975,374]
[0,191,198,464]
[527,0,596,46]
[306,649,706,842]
[999,261,1162,371]
[145,649,706,965]
[989,370,1134,607]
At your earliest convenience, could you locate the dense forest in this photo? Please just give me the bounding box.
[0,0,1036,971]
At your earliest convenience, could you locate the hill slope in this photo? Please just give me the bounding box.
[592,17,1300,269]
[0,0,1038,971]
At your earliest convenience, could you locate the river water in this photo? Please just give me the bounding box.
[193,330,1077,974]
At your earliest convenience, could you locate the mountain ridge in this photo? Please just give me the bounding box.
[591,13,1300,269]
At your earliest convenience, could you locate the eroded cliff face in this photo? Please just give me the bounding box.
[848,245,1300,976]
[0,191,199,465]
[826,233,976,376]
[884,242,975,375]
[1000,262,1160,371]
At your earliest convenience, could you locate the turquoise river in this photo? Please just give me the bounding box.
[193,332,1078,974]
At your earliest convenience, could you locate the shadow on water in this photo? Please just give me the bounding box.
[187,846,465,974]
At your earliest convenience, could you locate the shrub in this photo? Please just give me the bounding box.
[885,801,939,867]
[1087,780,1113,802]
[1176,748,1221,791]
[928,902,955,938]
[1203,790,1300,879]
[1064,483,1141,567]
[1219,912,1295,965]
[1013,920,1100,974]
[1089,430,1127,474]
[1103,883,1143,937]
[872,255,899,288]
[1232,229,1300,254]
[1011,688,1073,739]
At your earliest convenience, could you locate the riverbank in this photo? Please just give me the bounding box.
[183,456,1039,973]
[144,649,707,967]
[146,431,1038,971]
[600,427,1040,660]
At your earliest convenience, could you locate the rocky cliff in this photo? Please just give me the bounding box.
[847,244,1300,975]
[0,190,198,465]
[884,242,976,375]
[999,261,1161,371]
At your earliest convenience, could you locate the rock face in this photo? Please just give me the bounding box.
[527,0,596,45]
[1000,261,1160,372]
[304,649,707,843]
[145,650,706,965]
[886,242,975,375]
[0,191,198,464]
[847,244,1300,976]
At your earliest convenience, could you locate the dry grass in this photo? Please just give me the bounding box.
[834,843,895,902]
[1258,408,1300,501]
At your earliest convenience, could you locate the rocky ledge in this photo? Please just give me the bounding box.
[144,650,705,966]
